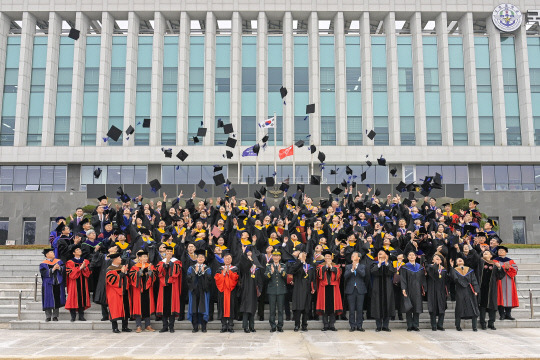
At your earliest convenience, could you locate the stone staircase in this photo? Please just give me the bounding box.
[3,248,540,330]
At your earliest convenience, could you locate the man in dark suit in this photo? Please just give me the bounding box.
[91,205,110,236]
[69,208,85,234]
[344,251,368,332]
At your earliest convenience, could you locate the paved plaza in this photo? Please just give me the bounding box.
[1,328,540,359]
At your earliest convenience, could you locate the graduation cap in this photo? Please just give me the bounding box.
[317,151,326,163]
[265,177,275,187]
[280,86,288,99]
[434,172,442,185]
[306,104,315,114]
[420,188,431,197]
[176,150,188,161]
[149,179,161,192]
[487,218,498,228]
[213,173,226,186]
[68,28,80,40]
[198,179,206,189]
[259,186,267,196]
[377,156,386,166]
[310,145,317,154]
[390,168,397,177]
[225,150,233,159]
[374,188,381,196]
[395,181,407,193]
[370,204,381,213]
[142,118,151,128]
[320,199,330,208]
[469,199,480,205]
[310,175,321,185]
[408,192,416,200]
[253,143,260,155]
[193,136,200,144]
[346,166,353,175]
[279,182,289,192]
[223,123,233,134]
[360,172,367,182]
[297,184,305,193]
[97,195,107,202]
[406,183,417,192]
[367,130,376,140]
[330,169,337,175]
[125,125,135,136]
[261,134,269,143]
[197,127,207,137]
[295,140,304,148]
[161,148,172,158]
[341,179,348,188]
[332,187,343,195]
[214,165,223,172]
[93,168,102,179]
[403,198,412,207]
[463,224,477,236]
[226,187,237,197]
[254,190,262,199]
[366,160,372,167]
[217,119,224,128]
[226,137,237,148]
[107,125,122,142]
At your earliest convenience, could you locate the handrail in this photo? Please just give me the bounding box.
[17,290,22,321]
[34,273,38,302]
[530,289,534,319]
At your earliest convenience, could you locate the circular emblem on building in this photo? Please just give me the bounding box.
[492,4,523,32]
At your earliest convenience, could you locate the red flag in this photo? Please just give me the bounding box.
[279,145,294,160]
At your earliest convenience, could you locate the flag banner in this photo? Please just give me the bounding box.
[258,117,275,129]
[279,145,294,160]
[242,146,257,157]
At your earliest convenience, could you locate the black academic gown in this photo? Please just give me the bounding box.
[90,252,113,305]
[238,254,263,315]
[289,259,316,312]
[426,264,448,315]
[400,262,427,314]
[450,266,480,318]
[477,259,504,310]
[370,261,396,319]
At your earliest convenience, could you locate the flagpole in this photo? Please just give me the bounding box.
[255,118,259,184]
[310,115,313,177]
[273,112,277,184]
[292,142,296,184]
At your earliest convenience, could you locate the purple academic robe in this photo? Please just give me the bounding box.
[39,259,66,310]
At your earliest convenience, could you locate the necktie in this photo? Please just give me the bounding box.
[77,217,81,225]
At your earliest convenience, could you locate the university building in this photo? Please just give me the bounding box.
[0,0,539,244]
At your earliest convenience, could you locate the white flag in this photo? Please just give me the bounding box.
[258,117,275,129]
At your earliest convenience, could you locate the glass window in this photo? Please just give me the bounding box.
[0,220,8,245]
[81,165,147,185]
[23,220,36,245]
[512,217,526,244]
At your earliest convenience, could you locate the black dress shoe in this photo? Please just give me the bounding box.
[437,326,445,331]
[46,318,51,322]
[52,317,58,321]
[407,328,412,332]
[201,328,207,333]
[277,327,283,332]
[473,328,478,332]
[481,324,487,330]
[220,329,226,333]
[340,315,348,321]
[432,327,437,331]
[321,327,328,332]
[505,316,515,321]
[349,327,356,332]
[70,318,76,322]
[456,327,462,331]
[382,328,391,332]
[488,324,496,330]
[178,314,185,321]
[357,327,365,332]
[122,328,132,332]
[250,328,256,332]
[294,326,300,332]
[244,329,250,333]
[259,316,264,321]
[375,328,381,332]
[79,317,86,321]
[270,328,276,333]
[329,327,337,331]
[413,327,420,332]
[301,326,308,332]
[228,328,235,333]
[101,317,108,321]
[499,316,505,321]
[113,329,121,333]
[159,328,168,333]
[169,328,175,333]
[398,314,403,321]
[286,315,291,321]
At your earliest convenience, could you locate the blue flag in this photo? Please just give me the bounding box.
[242,146,257,157]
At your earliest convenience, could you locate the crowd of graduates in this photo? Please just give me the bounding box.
[40,185,519,334]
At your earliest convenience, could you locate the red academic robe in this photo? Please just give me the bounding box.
[105,267,131,320]
[129,263,156,317]
[156,260,182,316]
[65,259,91,310]
[494,258,519,308]
[315,264,343,315]
[214,266,240,318]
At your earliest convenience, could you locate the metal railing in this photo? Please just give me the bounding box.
[34,274,38,302]
[17,290,22,321]
[530,289,534,319]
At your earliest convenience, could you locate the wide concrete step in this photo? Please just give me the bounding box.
[0,276,41,283]
[0,282,38,290]
[0,304,19,314]
[0,265,41,271]
[0,297,35,306]
[10,318,540,331]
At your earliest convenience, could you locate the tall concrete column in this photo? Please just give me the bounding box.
[96,12,114,146]
[410,12,427,146]
[384,12,400,146]
[486,16,507,146]
[459,12,480,146]
[282,12,294,145]
[308,12,321,146]
[0,13,9,138]
[123,11,140,147]
[203,12,216,146]
[149,12,165,146]
[177,12,190,146]
[41,12,62,147]
[359,12,374,145]
[514,24,535,146]
[435,12,453,146]
[334,12,347,146]
[13,12,36,147]
[256,12,268,142]
[69,12,90,147]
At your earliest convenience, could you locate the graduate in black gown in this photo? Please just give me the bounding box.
[370,249,396,332]
[400,250,427,331]
[449,254,480,331]
[426,253,447,331]
[477,250,504,330]
[238,246,263,333]
[290,251,316,332]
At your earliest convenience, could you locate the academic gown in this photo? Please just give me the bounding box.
[214,265,240,318]
[315,264,343,316]
[90,252,113,305]
[105,266,131,321]
[156,259,182,316]
[129,263,156,317]
[238,255,263,315]
[450,266,480,318]
[290,260,316,312]
[426,264,447,315]
[370,261,396,319]
[493,257,519,308]
[478,259,504,310]
[65,258,92,310]
[39,259,66,310]
[400,263,427,314]
[187,264,212,322]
